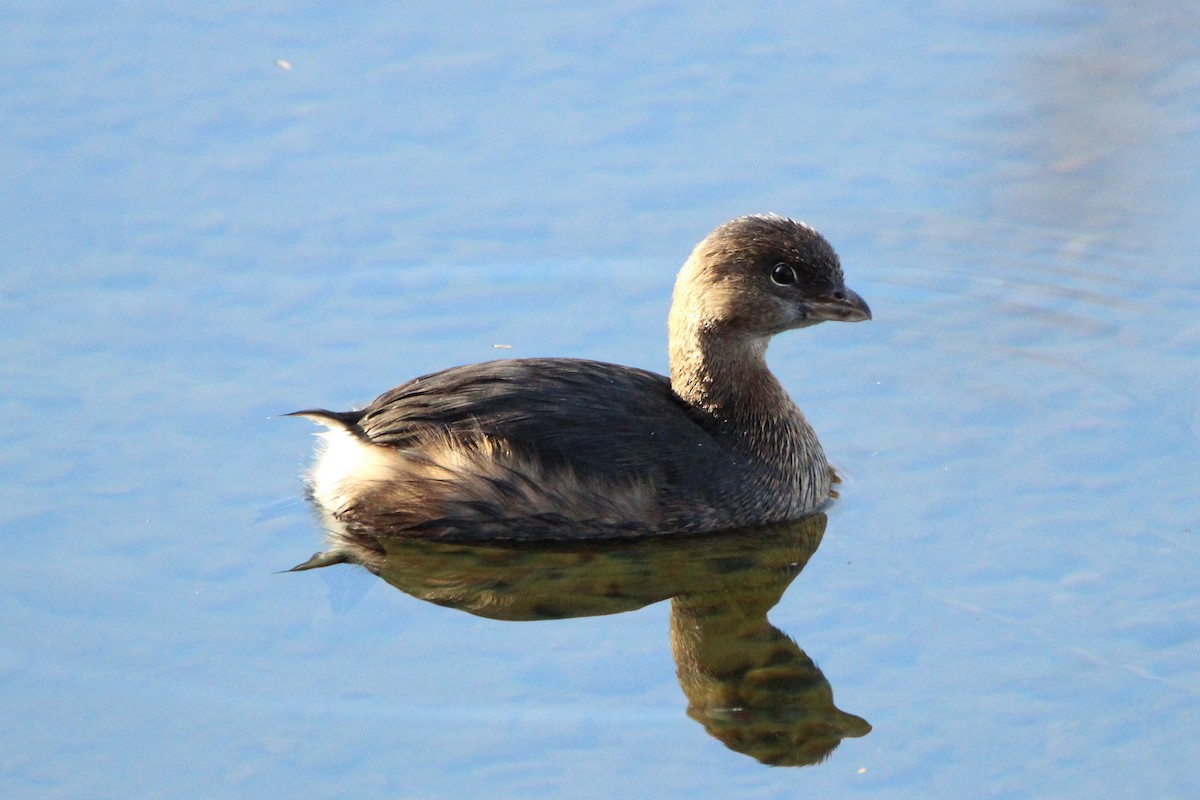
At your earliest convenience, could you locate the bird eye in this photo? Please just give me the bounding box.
[771,263,797,286]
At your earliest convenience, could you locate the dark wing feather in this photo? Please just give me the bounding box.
[355,358,729,488]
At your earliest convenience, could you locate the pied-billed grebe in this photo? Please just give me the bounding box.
[291,214,870,539]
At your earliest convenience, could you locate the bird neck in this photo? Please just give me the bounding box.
[668,315,831,514]
[668,322,795,438]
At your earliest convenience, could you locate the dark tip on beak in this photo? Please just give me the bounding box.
[808,286,872,323]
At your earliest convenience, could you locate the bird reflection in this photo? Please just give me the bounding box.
[289,513,869,766]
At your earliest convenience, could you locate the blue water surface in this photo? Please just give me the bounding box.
[2,2,1198,798]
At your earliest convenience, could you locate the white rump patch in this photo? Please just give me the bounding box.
[308,427,405,515]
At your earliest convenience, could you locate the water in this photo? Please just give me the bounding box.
[3,2,1198,798]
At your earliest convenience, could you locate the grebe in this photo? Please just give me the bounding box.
[291,214,870,540]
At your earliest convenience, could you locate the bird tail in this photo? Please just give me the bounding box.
[282,549,351,572]
[284,408,368,435]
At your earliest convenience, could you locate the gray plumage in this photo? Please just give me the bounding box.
[291,214,871,540]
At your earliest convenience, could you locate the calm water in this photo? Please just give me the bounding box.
[3,2,1199,798]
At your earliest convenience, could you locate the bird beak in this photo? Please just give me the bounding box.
[806,286,872,323]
